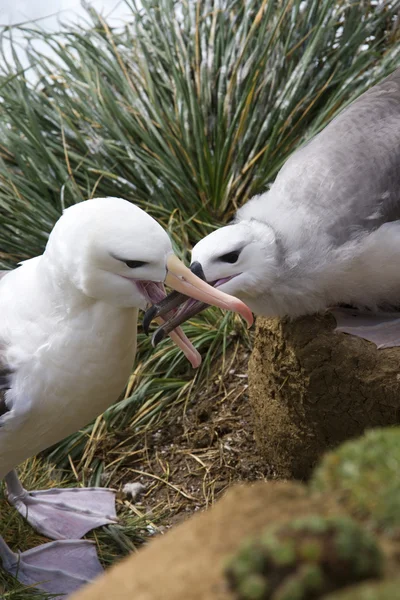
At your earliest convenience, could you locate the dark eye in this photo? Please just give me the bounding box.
[218,250,241,264]
[124,260,148,269]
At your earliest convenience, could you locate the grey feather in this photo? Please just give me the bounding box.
[0,271,13,417]
[241,68,400,246]
[0,360,12,418]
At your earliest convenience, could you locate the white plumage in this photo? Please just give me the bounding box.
[0,267,137,475]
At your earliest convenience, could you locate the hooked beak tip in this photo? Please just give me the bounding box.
[152,327,167,347]
[234,299,254,328]
[143,305,158,335]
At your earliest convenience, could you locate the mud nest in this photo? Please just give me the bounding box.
[248,313,400,479]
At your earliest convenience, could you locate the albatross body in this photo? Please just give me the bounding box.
[148,67,400,348]
[0,263,137,474]
[0,197,252,598]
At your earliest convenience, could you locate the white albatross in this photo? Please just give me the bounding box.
[0,197,252,598]
[146,67,400,348]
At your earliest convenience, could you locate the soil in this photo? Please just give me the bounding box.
[249,313,400,481]
[113,347,274,534]
[73,481,399,600]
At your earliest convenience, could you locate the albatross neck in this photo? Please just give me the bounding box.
[37,252,137,320]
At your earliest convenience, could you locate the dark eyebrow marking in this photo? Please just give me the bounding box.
[110,253,149,269]
[213,246,244,263]
[123,260,148,269]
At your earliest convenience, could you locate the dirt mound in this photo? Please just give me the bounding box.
[248,313,400,479]
[71,481,344,600]
[72,427,400,600]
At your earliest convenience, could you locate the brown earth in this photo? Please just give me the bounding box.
[110,311,400,533]
[249,313,400,480]
[111,347,273,535]
[71,481,400,600]
[72,482,340,600]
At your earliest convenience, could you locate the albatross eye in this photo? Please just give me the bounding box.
[124,260,148,269]
[218,250,241,264]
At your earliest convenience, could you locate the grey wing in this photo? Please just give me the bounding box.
[0,269,14,418]
[276,67,400,244]
[0,355,12,419]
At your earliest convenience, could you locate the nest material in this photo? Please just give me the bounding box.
[248,313,400,479]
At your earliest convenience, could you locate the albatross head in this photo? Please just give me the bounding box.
[46,197,173,309]
[142,218,275,342]
[44,197,253,366]
[191,220,279,311]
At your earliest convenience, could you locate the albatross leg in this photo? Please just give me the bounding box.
[0,535,102,598]
[5,470,117,540]
[330,307,400,348]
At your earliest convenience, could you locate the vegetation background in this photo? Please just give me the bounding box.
[0,0,398,596]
